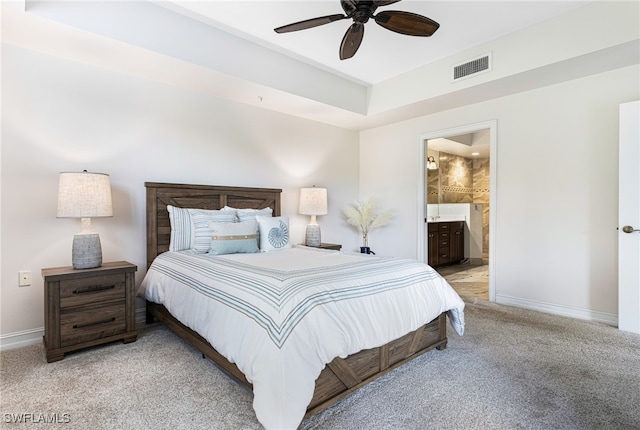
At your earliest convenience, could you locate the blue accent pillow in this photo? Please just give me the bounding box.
[221,206,273,247]
[209,220,259,255]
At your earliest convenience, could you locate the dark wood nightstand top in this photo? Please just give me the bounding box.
[312,243,342,251]
[42,261,136,280]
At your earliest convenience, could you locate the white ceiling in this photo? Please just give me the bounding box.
[22,0,636,131]
[429,130,490,159]
[162,0,591,85]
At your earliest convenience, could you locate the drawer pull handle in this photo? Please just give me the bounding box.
[73,317,116,329]
[72,284,115,295]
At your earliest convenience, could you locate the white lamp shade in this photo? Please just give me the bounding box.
[57,171,113,218]
[299,187,328,216]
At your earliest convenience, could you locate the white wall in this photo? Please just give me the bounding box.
[0,44,360,343]
[360,64,640,323]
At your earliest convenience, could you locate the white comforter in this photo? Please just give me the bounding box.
[140,246,465,429]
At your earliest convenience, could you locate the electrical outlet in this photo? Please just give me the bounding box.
[19,270,31,287]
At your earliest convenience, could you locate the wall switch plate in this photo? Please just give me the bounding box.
[19,270,31,287]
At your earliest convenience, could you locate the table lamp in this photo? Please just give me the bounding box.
[299,187,328,247]
[57,170,113,269]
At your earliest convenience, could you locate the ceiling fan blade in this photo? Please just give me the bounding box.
[340,23,364,60]
[274,14,347,33]
[374,10,440,36]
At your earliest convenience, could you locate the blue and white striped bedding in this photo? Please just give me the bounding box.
[141,246,465,429]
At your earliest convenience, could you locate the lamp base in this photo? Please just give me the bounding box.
[305,224,321,247]
[72,233,103,269]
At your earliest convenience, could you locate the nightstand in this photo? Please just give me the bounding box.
[42,261,137,363]
[313,243,342,251]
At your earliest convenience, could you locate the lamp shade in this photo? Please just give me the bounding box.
[57,171,113,218]
[299,187,328,216]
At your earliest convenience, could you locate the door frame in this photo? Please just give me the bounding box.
[417,120,497,302]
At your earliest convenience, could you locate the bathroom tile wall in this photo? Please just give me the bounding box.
[473,158,490,262]
[440,153,474,203]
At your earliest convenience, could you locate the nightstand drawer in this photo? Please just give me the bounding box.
[60,302,126,347]
[59,274,126,308]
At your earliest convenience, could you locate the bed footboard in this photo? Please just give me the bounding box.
[306,313,446,417]
[146,300,447,418]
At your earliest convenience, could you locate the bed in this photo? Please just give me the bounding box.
[141,182,465,429]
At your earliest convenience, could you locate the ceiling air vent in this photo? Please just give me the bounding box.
[453,53,491,81]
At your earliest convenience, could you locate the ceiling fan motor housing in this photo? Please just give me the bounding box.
[352,3,378,23]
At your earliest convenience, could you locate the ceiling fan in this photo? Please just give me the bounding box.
[274,0,440,60]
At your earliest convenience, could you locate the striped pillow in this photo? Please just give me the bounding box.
[167,205,193,252]
[189,209,237,253]
[167,206,236,253]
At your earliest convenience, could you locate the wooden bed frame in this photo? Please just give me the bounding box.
[144,182,448,419]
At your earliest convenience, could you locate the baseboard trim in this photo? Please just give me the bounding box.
[495,294,618,327]
[0,327,44,351]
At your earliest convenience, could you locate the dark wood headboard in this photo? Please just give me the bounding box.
[145,182,282,269]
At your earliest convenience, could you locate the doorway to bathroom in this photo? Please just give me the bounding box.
[417,120,497,302]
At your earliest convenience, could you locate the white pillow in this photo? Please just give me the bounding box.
[256,216,291,252]
[209,220,259,255]
[221,206,273,222]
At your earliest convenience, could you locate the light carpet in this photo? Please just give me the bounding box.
[1,299,639,430]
